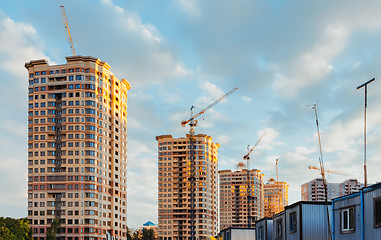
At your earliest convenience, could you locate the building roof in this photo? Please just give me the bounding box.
[143,221,156,227]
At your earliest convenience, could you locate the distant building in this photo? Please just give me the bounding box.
[156,134,219,240]
[301,178,363,201]
[219,168,264,230]
[263,178,289,218]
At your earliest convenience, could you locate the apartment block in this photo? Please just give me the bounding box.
[156,134,219,240]
[263,178,288,218]
[26,56,130,240]
[301,178,363,201]
[219,168,264,230]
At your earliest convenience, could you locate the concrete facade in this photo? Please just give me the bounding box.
[156,134,219,240]
[26,56,130,240]
[219,169,264,230]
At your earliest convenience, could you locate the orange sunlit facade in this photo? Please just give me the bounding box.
[26,56,130,240]
[219,169,264,230]
[263,178,288,218]
[156,134,219,240]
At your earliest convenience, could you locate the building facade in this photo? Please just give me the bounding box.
[301,178,363,201]
[156,134,219,240]
[263,178,288,218]
[219,169,264,230]
[26,56,130,240]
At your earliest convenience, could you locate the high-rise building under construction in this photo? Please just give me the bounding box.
[156,134,219,240]
[263,178,288,218]
[26,56,130,240]
[219,168,264,230]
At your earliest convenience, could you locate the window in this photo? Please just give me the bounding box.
[341,207,355,232]
[374,197,381,228]
[276,219,282,239]
[289,211,297,233]
[258,226,264,240]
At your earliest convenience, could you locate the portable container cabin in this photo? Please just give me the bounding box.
[273,211,286,240]
[218,227,255,240]
[272,201,332,240]
[255,218,273,240]
[332,182,381,240]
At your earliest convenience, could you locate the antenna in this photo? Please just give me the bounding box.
[60,5,76,56]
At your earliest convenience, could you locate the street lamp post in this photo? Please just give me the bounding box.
[356,77,375,187]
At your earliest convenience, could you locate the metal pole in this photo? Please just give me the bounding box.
[364,85,367,187]
[276,159,280,214]
[357,78,375,187]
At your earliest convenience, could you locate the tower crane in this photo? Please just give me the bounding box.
[308,165,348,176]
[309,103,332,240]
[60,5,76,56]
[180,87,238,240]
[243,132,266,228]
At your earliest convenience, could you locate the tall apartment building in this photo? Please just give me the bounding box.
[219,168,264,230]
[301,178,363,201]
[156,134,219,240]
[26,56,130,240]
[263,178,288,218]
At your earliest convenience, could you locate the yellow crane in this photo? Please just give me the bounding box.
[308,165,348,176]
[60,5,76,56]
[180,87,238,240]
[243,131,266,228]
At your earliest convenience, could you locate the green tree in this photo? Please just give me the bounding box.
[126,227,133,240]
[142,228,156,240]
[46,218,60,240]
[0,217,32,240]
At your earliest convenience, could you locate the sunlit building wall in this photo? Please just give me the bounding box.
[156,134,219,240]
[26,56,130,240]
[263,178,288,218]
[219,169,264,230]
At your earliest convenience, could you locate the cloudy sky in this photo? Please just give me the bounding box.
[1,0,381,228]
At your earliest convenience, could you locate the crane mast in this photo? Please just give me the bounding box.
[244,132,266,228]
[60,5,76,56]
[310,104,332,240]
[181,87,238,240]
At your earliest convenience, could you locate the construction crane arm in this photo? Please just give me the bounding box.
[243,132,266,160]
[60,5,76,56]
[181,87,238,127]
[308,165,348,176]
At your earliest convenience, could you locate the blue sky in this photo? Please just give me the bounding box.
[1,0,381,228]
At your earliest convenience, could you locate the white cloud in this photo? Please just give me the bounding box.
[274,25,349,97]
[0,18,49,79]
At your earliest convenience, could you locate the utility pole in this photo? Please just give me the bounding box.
[357,78,375,187]
[276,159,280,214]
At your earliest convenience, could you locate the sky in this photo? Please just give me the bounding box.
[0,0,381,228]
